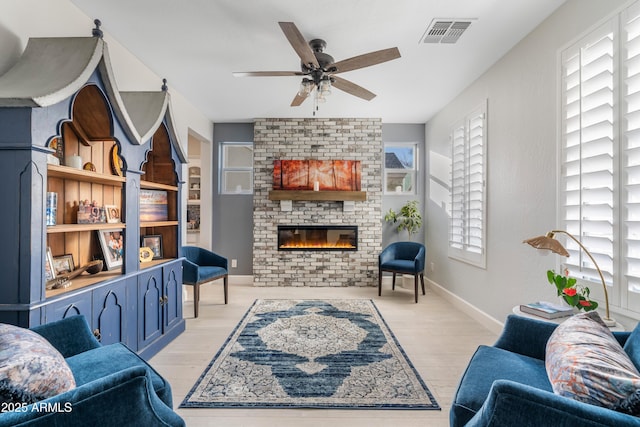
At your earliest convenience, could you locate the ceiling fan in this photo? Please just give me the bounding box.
[233,22,401,107]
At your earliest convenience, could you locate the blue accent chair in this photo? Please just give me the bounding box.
[182,246,228,318]
[0,315,184,427]
[450,314,640,427]
[378,241,426,303]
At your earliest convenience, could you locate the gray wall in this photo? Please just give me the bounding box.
[382,124,426,246]
[424,0,636,329]
[212,123,254,275]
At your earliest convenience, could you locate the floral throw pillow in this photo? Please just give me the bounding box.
[0,323,76,404]
[546,311,640,414]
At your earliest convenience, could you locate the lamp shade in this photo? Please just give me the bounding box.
[523,233,569,257]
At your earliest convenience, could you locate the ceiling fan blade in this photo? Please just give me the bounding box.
[332,47,401,74]
[291,86,314,106]
[331,76,376,101]
[233,71,305,77]
[291,93,308,107]
[278,22,320,69]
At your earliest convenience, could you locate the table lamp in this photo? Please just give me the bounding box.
[523,230,615,327]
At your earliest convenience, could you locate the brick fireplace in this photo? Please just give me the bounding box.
[253,118,382,287]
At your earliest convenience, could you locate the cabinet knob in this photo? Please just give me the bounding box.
[93,328,101,341]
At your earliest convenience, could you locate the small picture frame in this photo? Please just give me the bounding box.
[141,235,163,260]
[45,247,56,281]
[105,205,120,224]
[52,254,74,276]
[98,229,124,270]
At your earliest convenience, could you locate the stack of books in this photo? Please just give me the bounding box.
[519,301,574,319]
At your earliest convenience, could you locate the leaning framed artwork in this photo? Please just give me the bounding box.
[52,254,74,276]
[139,190,168,222]
[141,235,163,260]
[105,205,120,224]
[45,247,56,281]
[98,229,124,270]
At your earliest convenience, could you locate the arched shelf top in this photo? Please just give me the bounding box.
[120,91,168,145]
[0,34,185,152]
[0,37,104,108]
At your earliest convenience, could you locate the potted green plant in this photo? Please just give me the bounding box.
[384,200,423,237]
[547,269,598,312]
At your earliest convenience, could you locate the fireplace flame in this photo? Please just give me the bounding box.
[279,241,356,249]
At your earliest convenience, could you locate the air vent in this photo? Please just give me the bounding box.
[420,19,474,44]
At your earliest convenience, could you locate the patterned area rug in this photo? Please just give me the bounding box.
[180,299,440,410]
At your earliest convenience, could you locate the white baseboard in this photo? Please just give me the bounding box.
[426,277,504,335]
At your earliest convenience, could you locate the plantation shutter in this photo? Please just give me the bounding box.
[467,109,485,255]
[450,123,466,250]
[624,3,640,307]
[449,101,487,268]
[560,21,615,288]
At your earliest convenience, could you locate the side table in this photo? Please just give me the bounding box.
[512,305,625,332]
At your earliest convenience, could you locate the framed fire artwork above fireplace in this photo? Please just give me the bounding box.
[273,160,361,191]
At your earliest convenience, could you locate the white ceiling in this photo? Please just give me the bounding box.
[69,0,566,123]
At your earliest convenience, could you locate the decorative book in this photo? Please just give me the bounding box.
[520,301,574,319]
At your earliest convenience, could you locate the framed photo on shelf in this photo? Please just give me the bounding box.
[141,235,163,260]
[52,254,74,276]
[97,229,124,270]
[45,247,56,281]
[105,205,120,224]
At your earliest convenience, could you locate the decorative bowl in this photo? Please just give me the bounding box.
[85,260,103,274]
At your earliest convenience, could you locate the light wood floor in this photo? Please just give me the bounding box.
[150,280,498,427]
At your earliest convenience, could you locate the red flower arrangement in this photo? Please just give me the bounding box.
[547,269,598,312]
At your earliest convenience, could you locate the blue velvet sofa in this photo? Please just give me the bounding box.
[0,315,184,426]
[451,314,640,427]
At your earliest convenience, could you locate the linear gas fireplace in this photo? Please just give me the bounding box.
[277,225,358,251]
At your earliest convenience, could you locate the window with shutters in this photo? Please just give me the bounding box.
[449,101,487,268]
[559,1,640,315]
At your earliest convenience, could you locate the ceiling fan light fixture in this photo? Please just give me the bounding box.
[319,78,332,96]
[298,79,313,97]
[315,91,327,103]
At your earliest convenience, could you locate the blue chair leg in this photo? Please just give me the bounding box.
[392,272,397,290]
[414,274,419,303]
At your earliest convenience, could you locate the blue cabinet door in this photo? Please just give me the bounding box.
[92,280,126,346]
[45,293,92,324]
[137,268,163,349]
[163,260,183,331]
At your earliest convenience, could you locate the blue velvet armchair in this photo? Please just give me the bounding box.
[182,246,228,318]
[0,315,183,427]
[378,241,426,303]
[451,315,640,427]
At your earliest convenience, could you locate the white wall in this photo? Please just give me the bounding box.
[0,0,214,245]
[425,0,636,330]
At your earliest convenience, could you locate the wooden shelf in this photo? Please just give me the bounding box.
[139,258,178,270]
[140,220,179,228]
[45,270,122,298]
[268,190,366,201]
[140,180,178,192]
[48,164,125,186]
[47,223,125,233]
